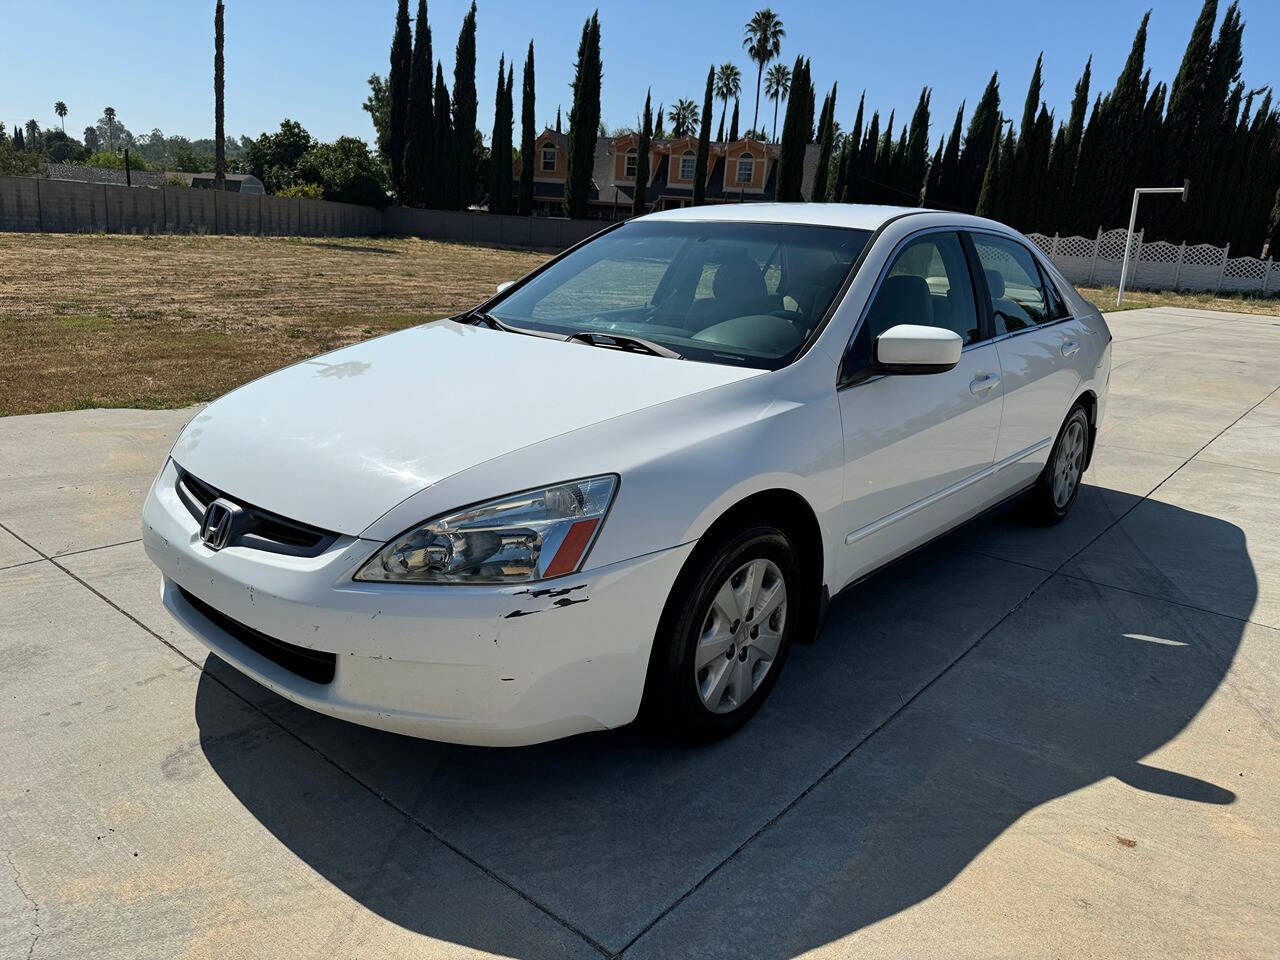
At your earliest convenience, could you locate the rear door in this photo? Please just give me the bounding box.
[968,231,1087,495]
[836,230,1004,584]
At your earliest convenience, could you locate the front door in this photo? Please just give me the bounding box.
[836,230,1004,586]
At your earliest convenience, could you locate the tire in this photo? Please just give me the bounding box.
[1026,404,1090,525]
[641,525,802,742]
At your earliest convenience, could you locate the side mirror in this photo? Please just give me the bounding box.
[496,280,515,294]
[874,324,962,375]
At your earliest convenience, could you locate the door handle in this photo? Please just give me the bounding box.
[969,374,1000,395]
[1061,340,1081,358]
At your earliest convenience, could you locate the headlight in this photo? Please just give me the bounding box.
[354,475,618,584]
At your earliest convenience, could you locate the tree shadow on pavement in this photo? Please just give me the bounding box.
[196,491,1252,958]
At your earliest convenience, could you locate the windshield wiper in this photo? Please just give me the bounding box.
[465,310,521,333]
[564,331,684,360]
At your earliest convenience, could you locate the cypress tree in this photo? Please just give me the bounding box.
[775,57,811,202]
[934,101,964,209]
[519,40,535,215]
[976,121,1004,219]
[13,127,24,151]
[431,61,454,209]
[1165,0,1217,171]
[388,0,412,199]
[855,111,879,203]
[565,12,602,219]
[812,84,837,201]
[654,103,665,139]
[958,72,1000,211]
[694,66,713,205]
[404,0,433,207]
[728,100,739,141]
[1267,187,1280,258]
[452,1,478,210]
[633,90,652,218]
[923,138,944,208]
[1006,54,1043,228]
[489,55,512,214]
[555,106,562,134]
[904,86,931,205]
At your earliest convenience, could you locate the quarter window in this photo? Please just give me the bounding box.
[866,232,981,345]
[736,152,754,184]
[679,151,696,180]
[541,147,556,172]
[971,235,1050,334]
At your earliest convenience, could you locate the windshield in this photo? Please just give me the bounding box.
[487,220,873,368]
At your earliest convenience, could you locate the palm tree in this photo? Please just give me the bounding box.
[743,8,784,136]
[714,63,741,142]
[764,62,791,142]
[103,106,117,149]
[54,101,67,131]
[671,98,699,138]
[214,1,226,190]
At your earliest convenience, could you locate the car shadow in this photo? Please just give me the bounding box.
[195,488,1253,958]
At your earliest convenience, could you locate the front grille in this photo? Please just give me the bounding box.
[175,466,339,558]
[179,587,337,685]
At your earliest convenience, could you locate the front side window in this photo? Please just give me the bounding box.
[624,148,638,178]
[971,234,1049,334]
[541,147,556,172]
[679,151,696,180]
[736,153,754,184]
[866,232,980,345]
[489,220,872,369]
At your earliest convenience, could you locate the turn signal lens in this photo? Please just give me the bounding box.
[355,476,617,584]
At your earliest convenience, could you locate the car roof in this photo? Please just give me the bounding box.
[641,202,925,231]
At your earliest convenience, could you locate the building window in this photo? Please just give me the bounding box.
[542,147,556,172]
[736,152,754,185]
[625,148,638,178]
[679,150,696,181]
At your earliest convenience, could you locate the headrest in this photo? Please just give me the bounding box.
[984,268,1006,299]
[713,260,768,301]
[871,274,932,328]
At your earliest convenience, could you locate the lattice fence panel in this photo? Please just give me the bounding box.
[1221,256,1269,293]
[1131,240,1181,290]
[1026,233,1053,255]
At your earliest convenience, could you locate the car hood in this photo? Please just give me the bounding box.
[170,320,762,535]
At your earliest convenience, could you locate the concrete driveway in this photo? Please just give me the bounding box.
[2,305,1277,959]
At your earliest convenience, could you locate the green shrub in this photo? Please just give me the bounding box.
[84,151,150,172]
[0,140,44,176]
[278,181,324,199]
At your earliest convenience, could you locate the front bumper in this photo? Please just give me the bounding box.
[143,459,692,746]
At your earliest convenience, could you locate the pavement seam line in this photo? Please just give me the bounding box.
[616,378,1280,957]
[0,519,614,960]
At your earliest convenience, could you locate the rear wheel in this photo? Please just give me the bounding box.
[642,526,801,741]
[1027,405,1090,524]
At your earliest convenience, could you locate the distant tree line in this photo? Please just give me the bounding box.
[806,0,1279,254]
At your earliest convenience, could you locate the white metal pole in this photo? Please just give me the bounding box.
[1116,184,1190,307]
[1117,189,1141,307]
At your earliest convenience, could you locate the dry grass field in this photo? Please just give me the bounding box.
[0,234,547,416]
[1,231,1276,416]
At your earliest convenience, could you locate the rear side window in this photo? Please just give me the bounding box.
[1039,264,1071,320]
[972,234,1050,334]
[868,232,980,345]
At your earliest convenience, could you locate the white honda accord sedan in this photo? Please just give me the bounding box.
[142,203,1110,746]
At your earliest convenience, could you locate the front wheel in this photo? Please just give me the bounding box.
[1027,405,1090,524]
[641,526,801,741]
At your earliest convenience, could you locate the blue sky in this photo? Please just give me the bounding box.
[5,1,1277,148]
